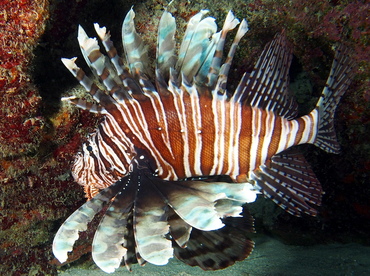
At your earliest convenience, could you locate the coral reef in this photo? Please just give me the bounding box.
[0,0,47,169]
[0,0,94,274]
[0,0,368,274]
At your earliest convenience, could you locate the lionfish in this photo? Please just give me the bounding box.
[53,7,355,273]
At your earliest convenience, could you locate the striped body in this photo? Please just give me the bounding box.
[54,8,355,273]
[73,87,318,191]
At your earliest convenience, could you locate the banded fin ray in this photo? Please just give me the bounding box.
[122,8,150,78]
[174,211,255,271]
[167,209,192,248]
[52,178,125,263]
[156,10,176,83]
[93,23,148,101]
[213,18,249,94]
[176,10,219,83]
[233,33,298,119]
[122,212,145,271]
[78,24,128,98]
[91,176,136,273]
[314,44,356,153]
[175,10,208,71]
[79,24,138,101]
[251,148,323,216]
[94,23,125,76]
[133,175,173,266]
[152,178,258,231]
[61,57,111,114]
[206,10,241,88]
[77,25,118,88]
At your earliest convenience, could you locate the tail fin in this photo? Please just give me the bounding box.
[314,45,356,153]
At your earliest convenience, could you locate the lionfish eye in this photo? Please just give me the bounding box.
[86,145,93,151]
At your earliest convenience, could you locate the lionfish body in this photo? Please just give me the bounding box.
[53,8,355,273]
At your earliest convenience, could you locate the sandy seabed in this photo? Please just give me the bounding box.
[58,235,370,276]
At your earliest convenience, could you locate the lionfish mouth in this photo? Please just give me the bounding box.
[52,4,355,274]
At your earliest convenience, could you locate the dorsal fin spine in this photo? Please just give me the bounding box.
[213,19,249,94]
[94,23,124,76]
[156,10,176,82]
[122,8,150,77]
[207,10,241,88]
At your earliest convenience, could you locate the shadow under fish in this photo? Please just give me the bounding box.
[53,7,356,273]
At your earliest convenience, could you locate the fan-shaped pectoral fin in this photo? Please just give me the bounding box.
[52,179,125,263]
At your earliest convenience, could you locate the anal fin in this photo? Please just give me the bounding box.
[251,148,323,216]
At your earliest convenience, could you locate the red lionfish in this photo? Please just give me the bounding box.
[53,7,355,273]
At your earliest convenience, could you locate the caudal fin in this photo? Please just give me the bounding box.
[314,45,356,153]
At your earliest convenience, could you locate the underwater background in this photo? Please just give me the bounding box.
[0,0,369,275]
